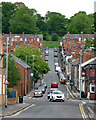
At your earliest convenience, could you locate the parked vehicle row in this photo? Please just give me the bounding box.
[34,82,47,97]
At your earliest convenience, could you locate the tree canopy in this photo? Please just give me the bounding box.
[13,46,50,80]
[1,2,95,37]
[3,54,22,88]
[9,6,37,34]
[67,11,94,34]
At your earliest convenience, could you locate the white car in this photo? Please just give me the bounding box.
[50,90,65,102]
[47,88,58,99]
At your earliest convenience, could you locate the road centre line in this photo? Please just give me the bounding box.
[65,85,75,99]
[79,103,87,120]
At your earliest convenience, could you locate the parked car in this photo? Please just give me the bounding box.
[41,82,47,89]
[55,66,61,72]
[45,50,49,55]
[54,62,59,66]
[50,90,65,102]
[51,82,58,88]
[57,70,62,77]
[54,52,58,57]
[38,86,46,94]
[47,88,58,99]
[53,48,57,52]
[59,73,66,84]
[45,47,49,50]
[34,90,43,97]
[54,57,58,62]
[44,56,48,61]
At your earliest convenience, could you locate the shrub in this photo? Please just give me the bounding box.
[51,33,58,41]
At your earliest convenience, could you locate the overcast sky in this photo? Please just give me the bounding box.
[1,0,96,18]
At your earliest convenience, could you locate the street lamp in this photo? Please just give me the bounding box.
[31,55,35,89]
[79,45,84,100]
[5,37,9,108]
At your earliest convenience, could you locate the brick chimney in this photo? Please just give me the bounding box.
[22,32,24,37]
[9,32,11,36]
[68,32,70,40]
[81,32,84,44]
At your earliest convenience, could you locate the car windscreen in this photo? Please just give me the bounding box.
[53,91,62,94]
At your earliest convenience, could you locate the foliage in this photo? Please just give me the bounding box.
[7,88,11,98]
[9,6,37,34]
[13,46,50,80]
[2,2,14,33]
[3,54,22,88]
[85,38,92,48]
[67,11,94,34]
[46,11,67,35]
[51,33,58,41]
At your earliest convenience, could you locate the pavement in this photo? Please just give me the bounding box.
[68,84,96,120]
[0,79,41,118]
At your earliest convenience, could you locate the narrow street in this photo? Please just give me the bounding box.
[3,48,88,119]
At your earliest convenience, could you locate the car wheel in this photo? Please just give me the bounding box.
[62,100,64,102]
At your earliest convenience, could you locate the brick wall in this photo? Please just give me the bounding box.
[3,33,43,53]
[14,62,32,96]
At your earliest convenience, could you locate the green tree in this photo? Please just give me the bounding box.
[51,33,58,41]
[3,54,22,88]
[2,2,14,33]
[85,38,92,48]
[13,46,50,81]
[36,14,48,33]
[45,11,67,35]
[9,6,37,34]
[67,11,94,34]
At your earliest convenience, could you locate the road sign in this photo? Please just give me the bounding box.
[80,79,85,81]
[4,79,9,85]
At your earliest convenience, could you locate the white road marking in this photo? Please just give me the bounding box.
[87,107,94,114]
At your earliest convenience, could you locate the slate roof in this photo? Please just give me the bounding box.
[11,54,31,69]
[62,34,94,39]
[3,34,43,39]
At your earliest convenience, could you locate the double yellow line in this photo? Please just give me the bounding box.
[79,103,87,120]
[65,85,75,99]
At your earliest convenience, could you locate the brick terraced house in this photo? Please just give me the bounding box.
[11,54,32,96]
[3,32,43,53]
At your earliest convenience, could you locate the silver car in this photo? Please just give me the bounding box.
[34,90,43,97]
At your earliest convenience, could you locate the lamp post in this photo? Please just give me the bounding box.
[80,51,82,100]
[31,55,35,89]
[25,55,27,96]
[5,37,9,108]
[79,45,84,100]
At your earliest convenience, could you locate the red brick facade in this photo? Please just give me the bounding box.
[14,60,32,96]
[3,32,43,53]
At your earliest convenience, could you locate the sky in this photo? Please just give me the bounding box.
[1,0,96,18]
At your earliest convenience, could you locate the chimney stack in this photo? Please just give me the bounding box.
[68,32,70,40]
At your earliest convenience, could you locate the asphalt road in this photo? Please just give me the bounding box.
[5,48,87,119]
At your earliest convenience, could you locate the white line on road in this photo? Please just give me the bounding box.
[87,107,94,114]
